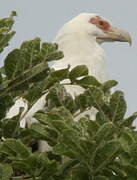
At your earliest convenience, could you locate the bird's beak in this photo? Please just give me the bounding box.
[98,27,132,45]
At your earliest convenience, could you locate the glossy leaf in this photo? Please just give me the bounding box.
[75,75,101,88]
[69,65,89,82]
[102,80,118,92]
[110,91,127,122]
[1,139,31,158]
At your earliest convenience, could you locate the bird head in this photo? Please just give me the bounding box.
[61,13,132,45]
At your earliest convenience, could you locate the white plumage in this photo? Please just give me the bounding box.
[54,13,108,82]
[6,13,131,150]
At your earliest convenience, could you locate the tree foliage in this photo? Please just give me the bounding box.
[0,12,137,180]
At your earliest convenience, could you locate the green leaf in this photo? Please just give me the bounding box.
[29,123,58,146]
[13,154,44,176]
[0,96,13,120]
[93,122,115,143]
[53,142,76,158]
[34,110,70,132]
[94,140,120,173]
[87,120,100,137]
[119,128,135,153]
[110,91,127,122]
[46,83,67,108]
[1,52,49,99]
[12,161,32,175]
[86,86,104,109]
[75,75,101,88]
[46,83,77,113]
[75,93,89,112]
[102,80,118,92]
[34,110,55,125]
[35,106,73,126]
[1,139,31,158]
[2,110,22,138]
[4,38,42,79]
[120,112,137,128]
[63,94,77,114]
[52,120,69,132]
[0,13,16,53]
[4,49,20,79]
[41,73,59,90]
[51,67,69,81]
[41,42,64,61]
[86,87,111,121]
[19,37,41,67]
[11,11,17,17]
[69,65,89,82]
[57,159,79,177]
[25,85,43,104]
[54,129,86,160]
[0,31,15,53]
[79,139,96,158]
[0,164,12,180]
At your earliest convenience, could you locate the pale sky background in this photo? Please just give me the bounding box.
[0,0,137,116]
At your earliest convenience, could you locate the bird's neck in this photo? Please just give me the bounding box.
[55,32,108,82]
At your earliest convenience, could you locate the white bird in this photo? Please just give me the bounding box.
[6,13,131,150]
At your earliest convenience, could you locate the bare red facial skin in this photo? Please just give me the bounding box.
[89,16,111,31]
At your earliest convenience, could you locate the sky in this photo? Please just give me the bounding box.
[0,0,137,117]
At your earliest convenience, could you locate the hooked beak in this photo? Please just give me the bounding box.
[97,27,132,45]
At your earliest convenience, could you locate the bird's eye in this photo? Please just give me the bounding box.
[98,20,110,31]
[98,20,104,26]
